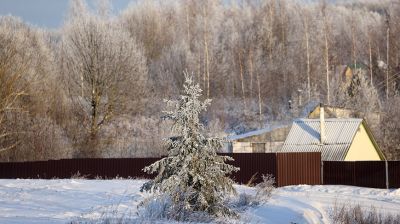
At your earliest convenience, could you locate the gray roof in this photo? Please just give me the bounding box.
[281,118,363,161]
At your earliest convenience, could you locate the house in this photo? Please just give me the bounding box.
[226,125,291,153]
[309,104,356,119]
[224,103,382,155]
[342,63,367,84]
[281,106,386,161]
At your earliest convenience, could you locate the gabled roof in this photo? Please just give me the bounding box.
[347,63,367,70]
[307,104,360,119]
[281,118,365,161]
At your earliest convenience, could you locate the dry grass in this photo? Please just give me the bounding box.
[70,171,90,179]
[330,203,400,224]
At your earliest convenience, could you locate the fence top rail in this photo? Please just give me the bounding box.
[0,152,323,163]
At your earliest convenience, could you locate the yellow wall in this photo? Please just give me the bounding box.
[345,67,353,83]
[345,124,382,161]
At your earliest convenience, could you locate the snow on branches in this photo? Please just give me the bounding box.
[141,72,239,220]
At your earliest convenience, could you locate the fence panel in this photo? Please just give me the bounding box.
[221,153,277,185]
[324,161,397,189]
[323,161,355,186]
[354,161,386,188]
[277,152,321,187]
[389,161,400,188]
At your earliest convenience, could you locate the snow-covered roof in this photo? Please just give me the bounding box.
[227,124,290,141]
[281,118,363,161]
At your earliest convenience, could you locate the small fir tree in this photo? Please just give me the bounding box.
[141,73,239,219]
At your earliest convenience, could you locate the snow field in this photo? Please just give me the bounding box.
[0,179,399,223]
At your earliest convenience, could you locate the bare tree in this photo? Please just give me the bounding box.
[60,0,147,156]
[0,16,45,152]
[0,16,73,162]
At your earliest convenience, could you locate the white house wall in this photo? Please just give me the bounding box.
[232,142,253,153]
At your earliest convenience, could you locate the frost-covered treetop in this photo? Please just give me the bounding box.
[162,74,212,155]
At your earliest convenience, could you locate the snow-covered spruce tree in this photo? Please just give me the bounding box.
[141,73,239,220]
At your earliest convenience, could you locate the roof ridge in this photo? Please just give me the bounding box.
[295,118,363,121]
[227,123,290,140]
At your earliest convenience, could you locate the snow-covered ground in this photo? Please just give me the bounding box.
[0,179,399,224]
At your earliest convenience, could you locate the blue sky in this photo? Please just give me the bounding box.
[0,0,132,28]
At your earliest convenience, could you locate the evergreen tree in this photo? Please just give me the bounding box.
[141,73,238,219]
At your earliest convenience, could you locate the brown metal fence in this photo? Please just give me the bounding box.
[277,152,321,186]
[388,161,400,188]
[323,161,400,189]
[0,152,321,187]
[224,153,277,185]
[323,161,354,186]
[2,153,398,189]
[0,158,159,179]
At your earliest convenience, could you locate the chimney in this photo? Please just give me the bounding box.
[320,103,326,144]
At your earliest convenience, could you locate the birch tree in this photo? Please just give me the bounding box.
[299,6,312,101]
[321,2,331,105]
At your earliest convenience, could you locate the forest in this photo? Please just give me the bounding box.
[0,0,400,161]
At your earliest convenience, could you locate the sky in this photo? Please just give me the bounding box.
[0,0,132,29]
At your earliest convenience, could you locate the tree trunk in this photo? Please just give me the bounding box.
[81,75,84,98]
[323,11,330,105]
[368,34,373,86]
[198,49,201,85]
[351,12,357,67]
[90,86,99,140]
[186,3,190,47]
[386,24,390,100]
[268,1,275,60]
[280,0,287,56]
[203,5,210,98]
[249,49,254,99]
[257,70,262,124]
[238,51,246,109]
[304,14,311,101]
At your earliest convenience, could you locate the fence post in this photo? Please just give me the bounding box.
[353,162,356,186]
[321,161,324,185]
[385,160,389,189]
